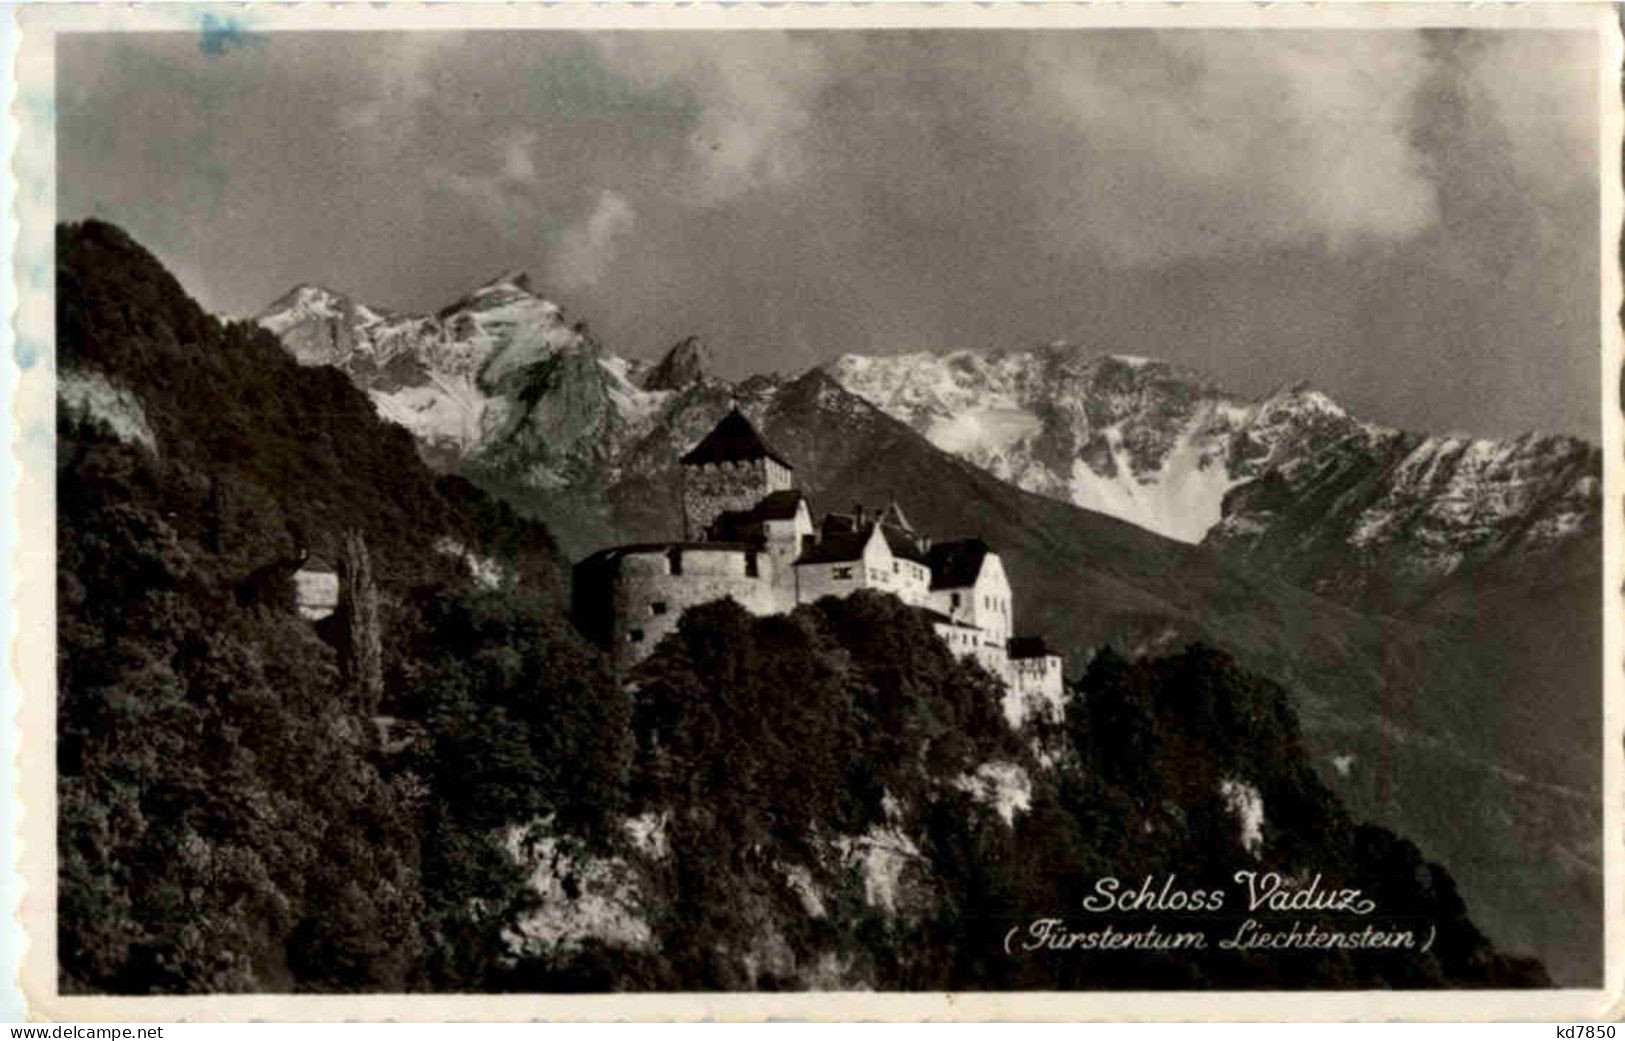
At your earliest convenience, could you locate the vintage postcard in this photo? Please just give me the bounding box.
[9,0,1623,1022]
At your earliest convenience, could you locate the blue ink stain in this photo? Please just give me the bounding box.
[198,13,260,56]
[15,337,38,370]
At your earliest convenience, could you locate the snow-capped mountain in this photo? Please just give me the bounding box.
[260,282,1599,609]
[827,348,1270,541]
[1205,426,1599,601]
[257,274,683,485]
[825,345,1599,606]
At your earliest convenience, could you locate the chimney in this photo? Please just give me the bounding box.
[853,503,866,525]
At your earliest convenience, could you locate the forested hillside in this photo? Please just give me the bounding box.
[55,220,1544,992]
[57,220,621,991]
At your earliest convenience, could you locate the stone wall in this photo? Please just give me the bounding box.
[608,545,783,670]
[681,459,770,539]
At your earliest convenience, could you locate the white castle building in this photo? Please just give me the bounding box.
[573,409,1064,722]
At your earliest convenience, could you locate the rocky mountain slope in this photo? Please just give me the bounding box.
[258,275,671,483]
[256,273,1602,985]
[826,347,1600,611]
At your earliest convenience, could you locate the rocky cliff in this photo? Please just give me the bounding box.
[825,346,1600,609]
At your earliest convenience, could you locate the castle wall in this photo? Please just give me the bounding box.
[607,546,782,670]
[973,643,1012,684]
[933,621,985,660]
[762,507,812,610]
[1009,654,1066,727]
[933,619,1013,692]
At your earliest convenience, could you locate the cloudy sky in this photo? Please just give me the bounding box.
[59,28,1600,439]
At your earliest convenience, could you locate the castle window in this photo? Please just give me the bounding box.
[951,592,961,610]
[833,565,853,580]
[667,547,683,576]
[892,561,899,574]
[628,629,645,644]
[650,601,668,616]
[746,552,759,578]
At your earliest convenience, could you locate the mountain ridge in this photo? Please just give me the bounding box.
[823,345,1598,611]
[259,279,1598,616]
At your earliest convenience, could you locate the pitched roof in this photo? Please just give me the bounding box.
[754,489,806,521]
[679,408,792,468]
[795,528,873,565]
[707,490,807,543]
[928,538,992,590]
[916,605,979,630]
[878,500,914,532]
[796,517,931,567]
[878,523,930,564]
[1007,636,1053,660]
[820,512,860,536]
[706,512,766,545]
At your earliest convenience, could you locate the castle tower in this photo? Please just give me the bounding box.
[679,408,796,539]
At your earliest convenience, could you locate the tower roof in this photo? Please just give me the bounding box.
[707,490,808,542]
[927,538,992,590]
[679,407,792,468]
[879,500,914,532]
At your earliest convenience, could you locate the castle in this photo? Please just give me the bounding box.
[572,409,1065,723]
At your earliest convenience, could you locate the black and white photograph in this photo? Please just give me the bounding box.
[10,2,1621,1019]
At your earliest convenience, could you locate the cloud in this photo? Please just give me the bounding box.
[425,131,546,233]
[335,34,439,135]
[1460,32,1597,208]
[1009,32,1441,264]
[552,191,637,290]
[589,33,835,204]
[502,131,540,184]
[583,31,1444,265]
